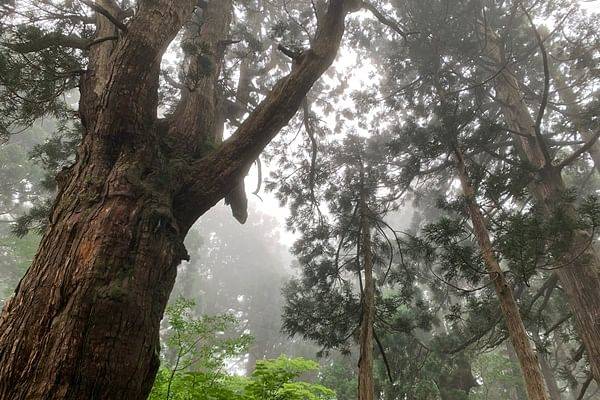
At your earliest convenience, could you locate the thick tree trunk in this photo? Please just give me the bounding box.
[0,152,185,399]
[481,25,600,383]
[357,195,375,400]
[0,0,357,398]
[454,147,550,400]
[0,1,196,397]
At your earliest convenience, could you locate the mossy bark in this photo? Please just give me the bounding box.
[0,0,357,398]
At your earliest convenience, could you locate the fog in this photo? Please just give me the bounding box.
[1,0,600,399]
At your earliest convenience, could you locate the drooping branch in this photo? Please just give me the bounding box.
[373,329,394,384]
[524,275,558,315]
[576,375,592,400]
[278,43,302,59]
[303,98,320,210]
[543,314,571,336]
[86,35,119,48]
[253,158,262,195]
[162,70,185,90]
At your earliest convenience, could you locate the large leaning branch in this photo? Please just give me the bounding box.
[80,0,128,32]
[173,0,361,230]
[362,1,412,40]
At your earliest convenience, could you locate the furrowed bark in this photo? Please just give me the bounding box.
[80,0,197,132]
[481,24,600,383]
[357,191,375,400]
[0,2,197,398]
[0,0,355,398]
[454,147,550,400]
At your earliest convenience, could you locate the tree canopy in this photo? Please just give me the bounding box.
[1,0,600,399]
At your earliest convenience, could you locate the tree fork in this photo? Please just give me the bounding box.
[0,0,358,398]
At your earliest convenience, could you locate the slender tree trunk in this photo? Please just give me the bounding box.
[481,25,600,383]
[358,193,375,400]
[552,341,577,400]
[0,0,357,398]
[539,352,562,400]
[531,324,562,400]
[246,351,260,376]
[507,342,529,400]
[454,147,550,400]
